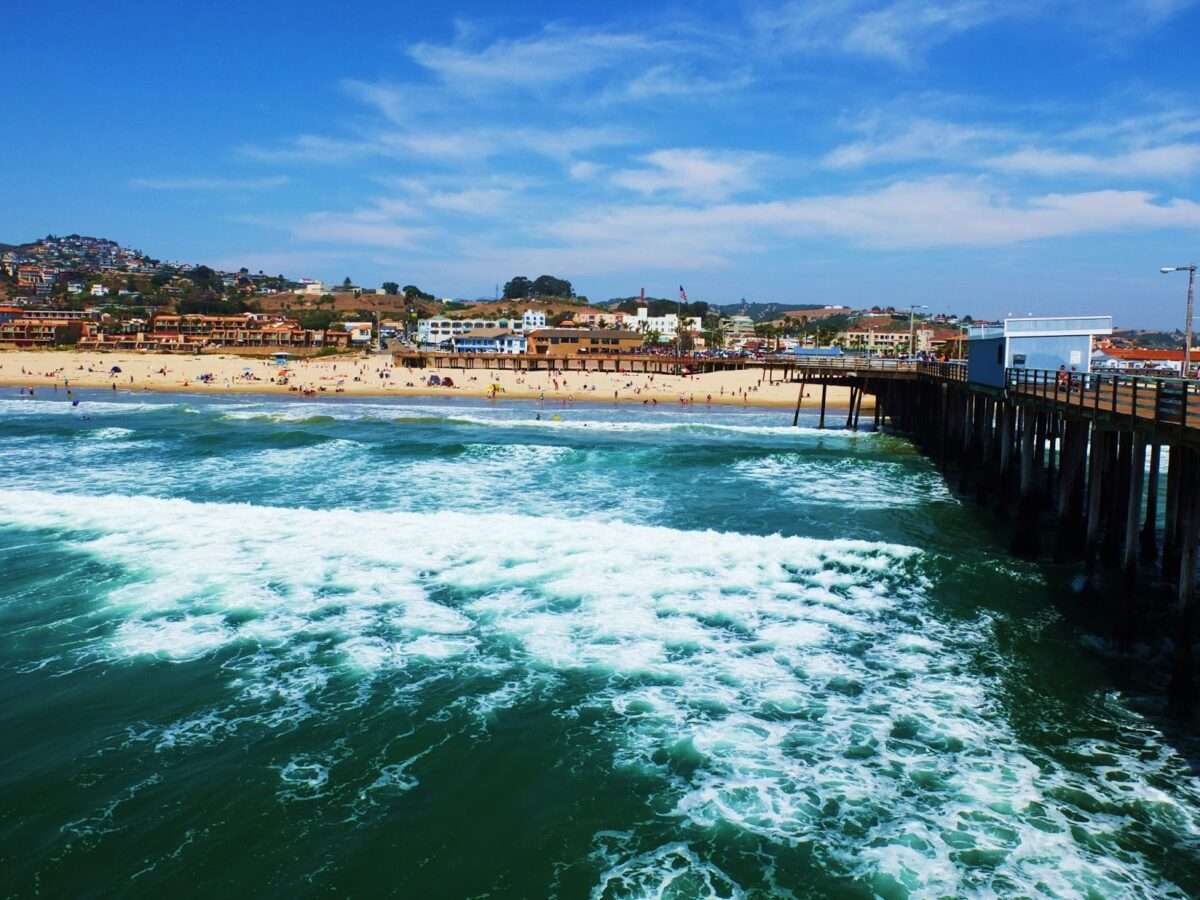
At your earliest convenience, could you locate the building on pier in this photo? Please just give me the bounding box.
[966,316,1113,388]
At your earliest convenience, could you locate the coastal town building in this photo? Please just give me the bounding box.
[417,309,548,347]
[626,308,703,341]
[0,318,89,347]
[342,322,374,344]
[723,315,756,347]
[1092,347,1188,374]
[526,328,644,356]
[451,327,528,354]
[966,316,1114,388]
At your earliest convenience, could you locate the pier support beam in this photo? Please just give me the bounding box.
[1170,448,1198,714]
[1086,427,1108,570]
[1123,433,1147,583]
[1164,444,1183,575]
[1141,441,1161,562]
[1054,419,1087,561]
[818,383,828,430]
[791,376,807,428]
[1013,407,1040,557]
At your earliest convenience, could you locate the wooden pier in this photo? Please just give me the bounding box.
[884,366,1200,711]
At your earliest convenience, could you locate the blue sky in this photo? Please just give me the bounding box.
[3,0,1200,327]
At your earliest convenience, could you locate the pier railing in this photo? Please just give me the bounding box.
[1007,367,1200,429]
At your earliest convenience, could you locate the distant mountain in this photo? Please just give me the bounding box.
[1113,329,1184,349]
[713,302,829,323]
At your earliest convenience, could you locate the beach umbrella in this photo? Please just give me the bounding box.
[110,366,122,373]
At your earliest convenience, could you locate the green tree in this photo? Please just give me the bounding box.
[702,315,725,350]
[342,276,353,289]
[382,281,400,295]
[531,275,573,298]
[503,276,533,300]
[298,309,338,330]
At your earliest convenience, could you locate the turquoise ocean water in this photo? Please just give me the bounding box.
[1,390,1198,897]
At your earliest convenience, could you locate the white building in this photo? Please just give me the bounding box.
[452,327,528,354]
[342,321,374,344]
[299,279,325,295]
[627,307,702,342]
[722,315,756,347]
[90,284,109,297]
[418,311,547,347]
[521,309,547,330]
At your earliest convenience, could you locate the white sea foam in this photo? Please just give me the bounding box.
[217,398,869,437]
[0,397,168,417]
[589,840,745,900]
[89,426,135,440]
[3,488,1198,896]
[732,453,955,508]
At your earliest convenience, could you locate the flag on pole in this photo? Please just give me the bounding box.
[679,285,688,303]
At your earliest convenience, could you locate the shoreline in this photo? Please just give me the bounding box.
[0,349,874,411]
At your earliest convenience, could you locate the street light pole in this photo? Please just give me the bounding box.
[1162,266,1197,376]
[908,304,928,357]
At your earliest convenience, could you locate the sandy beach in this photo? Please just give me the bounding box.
[0,349,870,410]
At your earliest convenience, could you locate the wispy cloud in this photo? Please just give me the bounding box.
[611,149,768,200]
[408,25,670,93]
[130,175,290,190]
[751,0,1020,66]
[541,177,1200,262]
[987,144,1200,177]
[288,198,436,248]
[822,118,1011,168]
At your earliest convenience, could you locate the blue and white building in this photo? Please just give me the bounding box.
[418,308,548,347]
[967,316,1113,388]
[451,327,527,354]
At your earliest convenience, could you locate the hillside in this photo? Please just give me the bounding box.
[714,302,834,323]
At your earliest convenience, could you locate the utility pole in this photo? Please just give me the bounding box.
[909,304,928,357]
[1161,266,1197,376]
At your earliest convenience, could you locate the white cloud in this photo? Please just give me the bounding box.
[130,175,290,190]
[408,26,667,93]
[291,201,434,248]
[568,161,602,181]
[542,178,1200,263]
[987,144,1200,177]
[823,119,1009,168]
[383,175,522,217]
[610,149,766,200]
[239,135,372,164]
[618,65,753,101]
[751,0,1018,66]
[242,120,634,165]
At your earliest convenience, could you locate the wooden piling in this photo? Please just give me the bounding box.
[1013,408,1040,556]
[791,376,807,428]
[1122,432,1147,583]
[1086,427,1107,569]
[1141,441,1161,562]
[1170,447,1198,713]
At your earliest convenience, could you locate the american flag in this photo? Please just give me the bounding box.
[679,285,688,303]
